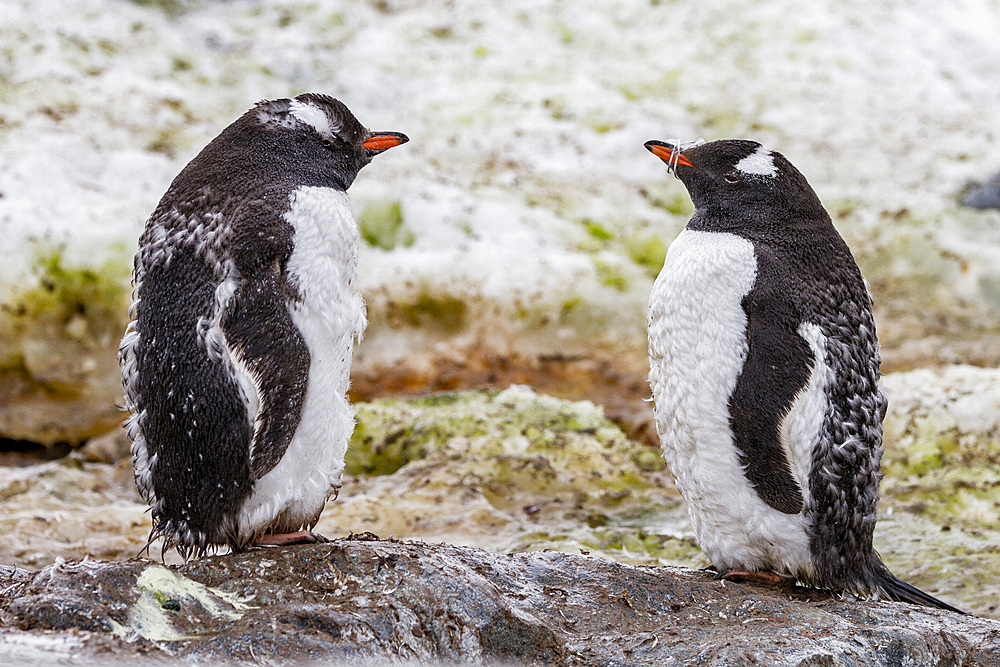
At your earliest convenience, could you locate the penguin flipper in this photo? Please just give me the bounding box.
[730,264,813,515]
[222,265,310,480]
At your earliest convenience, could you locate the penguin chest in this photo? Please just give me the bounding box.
[238,185,367,534]
[647,229,812,574]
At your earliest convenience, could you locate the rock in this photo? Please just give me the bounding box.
[0,251,131,447]
[0,359,123,447]
[962,171,1000,210]
[878,365,1000,618]
[2,383,998,617]
[0,456,150,569]
[1,539,998,664]
[77,427,132,464]
[330,386,688,562]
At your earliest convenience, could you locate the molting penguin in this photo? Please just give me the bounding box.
[119,93,408,558]
[643,138,962,613]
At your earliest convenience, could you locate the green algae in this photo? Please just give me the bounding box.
[333,387,684,566]
[882,399,1000,532]
[582,219,614,241]
[0,248,130,382]
[643,189,694,217]
[861,225,959,295]
[875,514,1000,617]
[559,296,583,319]
[593,258,629,292]
[347,387,627,478]
[395,292,467,332]
[873,369,1000,615]
[358,200,415,251]
[587,118,625,134]
[1,248,131,350]
[127,0,194,16]
[513,527,705,568]
[332,382,1000,615]
[626,234,667,277]
[618,69,682,101]
[0,248,131,442]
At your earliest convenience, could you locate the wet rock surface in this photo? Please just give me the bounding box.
[2,380,998,617]
[1,538,998,665]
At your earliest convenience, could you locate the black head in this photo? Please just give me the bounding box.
[644,139,828,229]
[253,93,408,189]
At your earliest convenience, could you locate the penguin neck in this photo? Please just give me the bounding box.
[685,206,834,242]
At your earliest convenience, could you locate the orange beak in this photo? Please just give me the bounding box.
[362,132,409,152]
[644,140,694,167]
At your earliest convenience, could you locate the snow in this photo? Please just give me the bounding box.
[2,0,1000,327]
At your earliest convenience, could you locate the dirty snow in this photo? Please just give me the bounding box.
[1,0,999,320]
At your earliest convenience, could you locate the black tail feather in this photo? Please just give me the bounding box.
[879,571,967,615]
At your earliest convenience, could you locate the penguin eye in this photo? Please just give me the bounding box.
[724,171,740,183]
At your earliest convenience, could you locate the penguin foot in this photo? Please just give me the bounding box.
[716,569,797,588]
[254,530,330,547]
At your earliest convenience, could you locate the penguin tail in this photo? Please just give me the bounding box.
[877,570,968,615]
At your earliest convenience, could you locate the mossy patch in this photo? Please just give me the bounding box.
[586,118,624,134]
[1,248,131,372]
[559,296,583,320]
[346,387,628,479]
[1,248,131,442]
[392,292,467,332]
[593,258,629,292]
[331,387,682,566]
[582,219,614,242]
[514,527,705,567]
[861,226,958,295]
[644,190,694,217]
[359,200,415,251]
[881,368,1000,533]
[626,234,667,276]
[618,69,682,101]
[127,0,194,16]
[2,249,131,342]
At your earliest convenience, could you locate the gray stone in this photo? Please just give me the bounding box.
[962,172,1000,210]
[2,538,998,665]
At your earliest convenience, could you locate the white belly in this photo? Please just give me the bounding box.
[237,186,367,535]
[648,229,813,576]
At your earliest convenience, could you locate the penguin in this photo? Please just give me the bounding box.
[643,138,963,613]
[118,93,408,559]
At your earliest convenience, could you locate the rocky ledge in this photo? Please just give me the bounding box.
[1,537,998,665]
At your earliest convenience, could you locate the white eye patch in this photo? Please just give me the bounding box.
[735,146,777,177]
[289,100,343,140]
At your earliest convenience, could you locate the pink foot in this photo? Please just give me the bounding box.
[718,569,797,587]
[254,530,330,547]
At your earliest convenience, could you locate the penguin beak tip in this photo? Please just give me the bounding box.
[645,140,694,168]
[362,132,409,152]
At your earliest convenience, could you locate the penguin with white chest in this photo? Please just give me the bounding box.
[643,138,962,612]
[119,93,408,558]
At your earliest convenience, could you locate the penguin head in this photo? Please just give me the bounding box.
[255,93,408,189]
[644,139,827,225]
